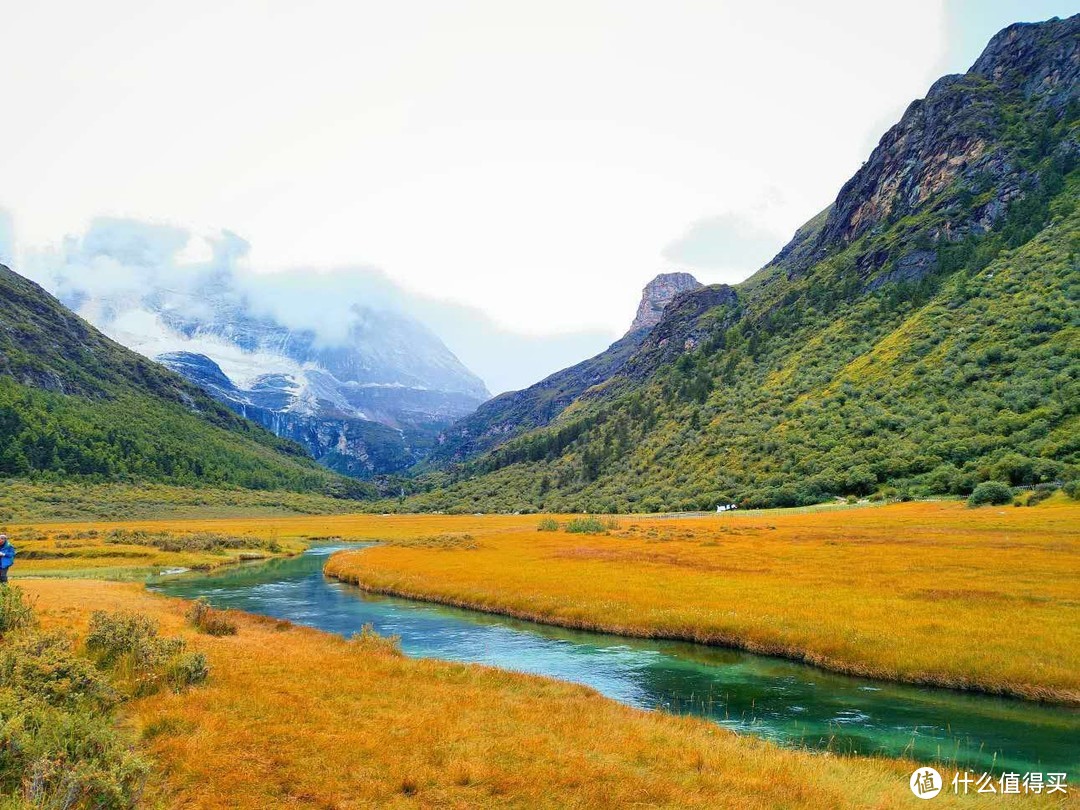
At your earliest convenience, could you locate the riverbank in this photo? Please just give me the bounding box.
[324,499,1080,706]
[17,578,978,809]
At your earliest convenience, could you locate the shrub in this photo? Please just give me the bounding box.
[104,529,282,554]
[0,599,148,809]
[967,481,1014,507]
[0,630,116,710]
[536,518,559,532]
[1064,480,1080,500]
[186,599,238,636]
[0,585,36,634]
[0,600,204,809]
[565,517,606,534]
[0,690,150,809]
[166,652,210,689]
[86,611,183,669]
[85,610,202,696]
[1026,486,1055,506]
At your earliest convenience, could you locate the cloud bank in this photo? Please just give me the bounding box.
[661,213,784,280]
[20,217,612,395]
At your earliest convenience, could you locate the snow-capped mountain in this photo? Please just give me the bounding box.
[29,219,490,477]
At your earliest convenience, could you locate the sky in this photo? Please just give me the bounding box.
[0,0,1075,393]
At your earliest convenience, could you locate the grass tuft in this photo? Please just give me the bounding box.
[186,599,239,637]
[565,517,606,534]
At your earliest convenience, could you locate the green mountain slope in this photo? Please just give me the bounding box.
[0,264,372,498]
[411,15,1080,513]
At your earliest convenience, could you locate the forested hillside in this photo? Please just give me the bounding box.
[0,265,371,498]
[410,15,1080,513]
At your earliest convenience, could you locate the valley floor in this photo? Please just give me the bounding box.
[322,499,1080,705]
[11,499,1079,703]
[6,498,1078,807]
[20,579,1027,809]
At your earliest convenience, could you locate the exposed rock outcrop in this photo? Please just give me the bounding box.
[628,272,702,334]
[428,272,706,465]
[780,14,1079,279]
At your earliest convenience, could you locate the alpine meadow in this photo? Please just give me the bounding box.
[1,7,1078,810]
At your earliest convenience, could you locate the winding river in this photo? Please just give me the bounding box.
[151,545,1079,775]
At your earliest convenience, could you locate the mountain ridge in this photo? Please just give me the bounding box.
[33,224,489,477]
[425,270,704,466]
[0,263,371,497]
[408,14,1079,512]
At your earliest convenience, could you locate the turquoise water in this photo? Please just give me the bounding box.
[151,545,1079,774]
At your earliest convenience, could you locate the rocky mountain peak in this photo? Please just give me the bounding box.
[628,272,702,334]
[970,15,1079,105]
[778,13,1079,278]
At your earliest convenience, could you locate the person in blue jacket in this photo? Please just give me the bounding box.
[0,534,14,584]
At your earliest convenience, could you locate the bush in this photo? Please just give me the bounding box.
[186,599,238,636]
[104,528,282,554]
[0,598,205,809]
[536,518,559,532]
[1026,486,1055,506]
[1064,480,1080,500]
[0,597,149,808]
[0,690,150,809]
[0,630,116,710]
[0,585,36,634]
[565,517,606,534]
[166,652,210,689]
[967,481,1014,507]
[85,610,202,696]
[86,611,183,669]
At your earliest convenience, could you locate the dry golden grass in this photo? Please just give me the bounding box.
[23,579,1056,810]
[10,497,1077,703]
[323,499,1080,704]
[4,524,307,577]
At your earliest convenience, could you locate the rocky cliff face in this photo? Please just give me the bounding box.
[618,284,740,383]
[786,15,1078,279]
[627,272,702,334]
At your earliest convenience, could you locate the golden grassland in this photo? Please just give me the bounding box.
[10,499,1078,701]
[322,498,1080,705]
[22,578,1062,810]
[3,526,307,577]
[5,500,880,577]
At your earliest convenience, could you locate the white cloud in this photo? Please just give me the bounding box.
[0,0,952,338]
[0,210,14,267]
[20,216,611,394]
[662,213,784,278]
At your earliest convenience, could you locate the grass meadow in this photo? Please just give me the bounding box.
[19,578,1062,809]
[5,498,1077,807]
[2,525,307,577]
[10,499,1077,702]
[323,498,1080,704]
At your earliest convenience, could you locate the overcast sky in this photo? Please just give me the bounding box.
[0,0,1074,391]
